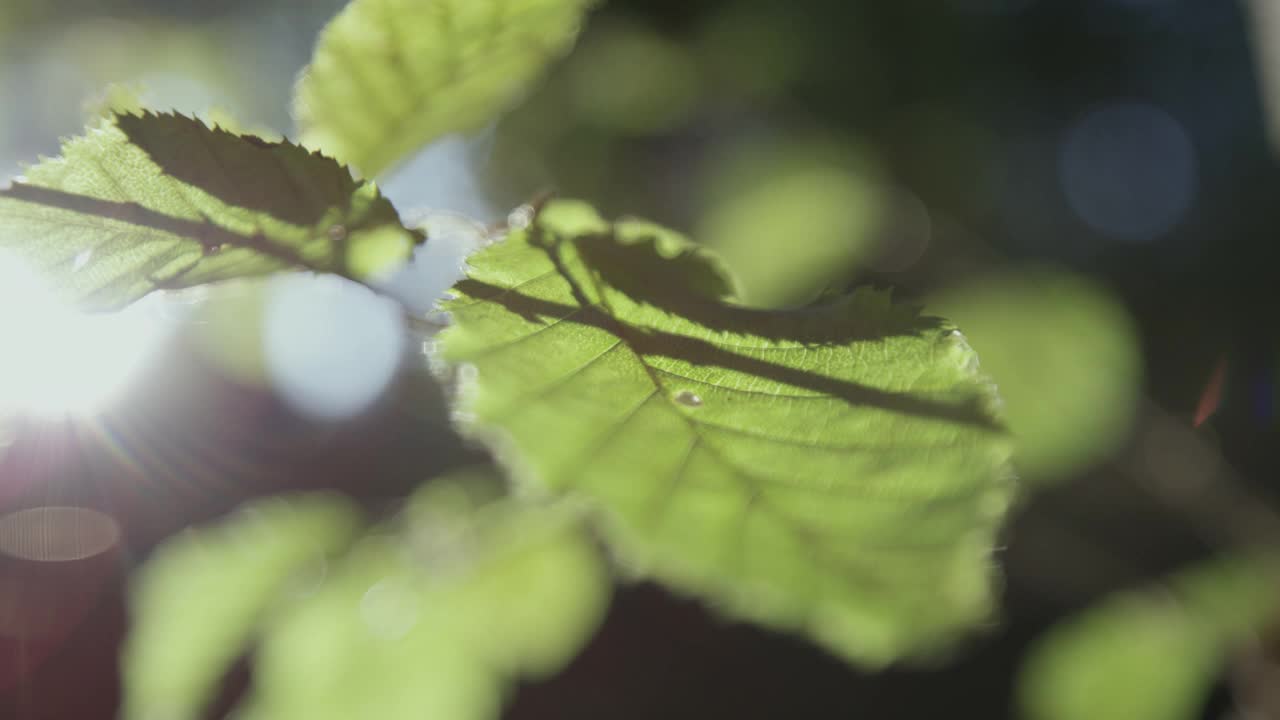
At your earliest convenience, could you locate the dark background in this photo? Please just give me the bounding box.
[0,0,1277,717]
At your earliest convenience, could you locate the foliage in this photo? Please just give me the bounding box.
[295,0,597,178]
[123,493,363,720]
[438,200,1014,664]
[1019,553,1280,720]
[0,111,419,310]
[125,471,609,720]
[0,0,1275,717]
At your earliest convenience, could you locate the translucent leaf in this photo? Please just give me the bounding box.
[122,493,363,720]
[1020,554,1280,720]
[0,111,422,311]
[929,267,1142,482]
[239,470,611,720]
[437,200,1016,665]
[294,0,597,178]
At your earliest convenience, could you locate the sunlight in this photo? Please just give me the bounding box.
[0,250,174,418]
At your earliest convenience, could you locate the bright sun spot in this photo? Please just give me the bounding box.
[0,249,174,418]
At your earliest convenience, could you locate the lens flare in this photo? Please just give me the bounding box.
[0,250,174,418]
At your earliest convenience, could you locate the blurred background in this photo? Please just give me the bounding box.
[0,0,1278,717]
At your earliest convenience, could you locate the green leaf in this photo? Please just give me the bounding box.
[437,200,1016,665]
[238,469,611,720]
[294,0,597,178]
[1019,554,1280,720]
[0,111,421,311]
[122,493,362,720]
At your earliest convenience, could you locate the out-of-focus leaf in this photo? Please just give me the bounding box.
[122,494,362,720]
[564,20,699,135]
[929,267,1141,481]
[696,6,809,101]
[239,470,610,720]
[1020,553,1280,720]
[438,200,1015,665]
[695,139,885,308]
[0,111,421,311]
[294,0,596,178]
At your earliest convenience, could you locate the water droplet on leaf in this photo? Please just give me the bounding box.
[674,390,703,407]
[328,224,348,242]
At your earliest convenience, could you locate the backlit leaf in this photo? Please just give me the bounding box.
[294,0,596,178]
[437,200,1016,665]
[239,470,610,720]
[1020,553,1280,720]
[122,493,363,720]
[0,111,421,310]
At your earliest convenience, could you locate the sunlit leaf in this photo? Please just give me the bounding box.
[0,111,421,311]
[239,469,611,720]
[437,200,1015,665]
[122,493,363,720]
[929,267,1141,481]
[295,0,597,178]
[1020,553,1280,720]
